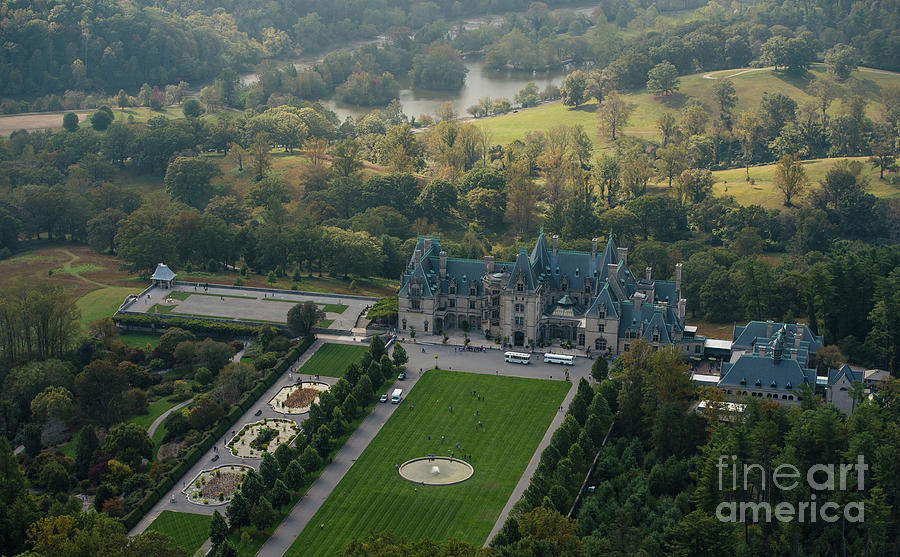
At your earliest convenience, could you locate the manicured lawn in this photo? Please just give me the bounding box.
[146,511,212,556]
[320,303,348,314]
[316,318,334,328]
[76,286,139,329]
[285,369,570,555]
[120,332,161,349]
[297,343,368,378]
[128,396,180,430]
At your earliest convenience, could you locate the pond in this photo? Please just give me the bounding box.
[237,2,601,120]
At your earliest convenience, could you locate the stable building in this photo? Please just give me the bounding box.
[398,232,698,355]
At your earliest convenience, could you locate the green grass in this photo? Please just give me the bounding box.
[316,318,334,328]
[320,303,349,314]
[128,396,180,430]
[188,291,258,300]
[146,511,212,556]
[149,303,174,314]
[711,156,900,209]
[474,65,900,145]
[286,369,570,555]
[120,332,161,349]
[297,343,368,378]
[76,286,139,329]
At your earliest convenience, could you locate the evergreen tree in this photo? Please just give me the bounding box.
[209,510,228,547]
[260,453,281,489]
[283,460,305,490]
[270,479,290,508]
[226,491,250,529]
[74,425,98,478]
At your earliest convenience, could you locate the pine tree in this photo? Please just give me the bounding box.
[283,460,306,490]
[260,453,281,489]
[209,510,228,547]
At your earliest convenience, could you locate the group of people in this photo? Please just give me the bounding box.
[456,345,487,352]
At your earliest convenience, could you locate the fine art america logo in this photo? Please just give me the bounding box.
[716,455,867,523]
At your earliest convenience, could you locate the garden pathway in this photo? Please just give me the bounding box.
[146,399,192,441]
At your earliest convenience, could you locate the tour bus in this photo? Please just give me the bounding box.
[543,353,576,365]
[391,388,403,403]
[504,352,532,364]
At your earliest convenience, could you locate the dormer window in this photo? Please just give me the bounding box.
[598,306,606,319]
[652,329,659,342]
[561,278,568,291]
[584,279,591,293]
[449,283,456,295]
[469,283,477,296]
[516,281,524,292]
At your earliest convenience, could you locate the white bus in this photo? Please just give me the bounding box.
[543,353,575,365]
[391,388,403,403]
[504,352,532,364]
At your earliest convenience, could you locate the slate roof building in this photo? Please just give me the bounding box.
[398,232,701,355]
[825,364,865,414]
[151,263,176,288]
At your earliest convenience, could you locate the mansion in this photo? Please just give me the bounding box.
[398,232,702,355]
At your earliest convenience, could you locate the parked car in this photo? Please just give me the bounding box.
[398,372,406,380]
[211,454,219,462]
[380,393,388,403]
[254,409,262,416]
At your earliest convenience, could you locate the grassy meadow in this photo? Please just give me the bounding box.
[285,369,569,555]
[473,65,900,146]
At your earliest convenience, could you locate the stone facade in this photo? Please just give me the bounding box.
[398,232,699,355]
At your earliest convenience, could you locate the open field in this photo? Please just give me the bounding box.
[710,156,900,209]
[0,105,187,137]
[120,332,162,349]
[146,511,212,556]
[285,369,569,555]
[474,65,900,145]
[297,343,369,378]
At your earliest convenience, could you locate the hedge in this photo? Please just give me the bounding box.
[123,334,316,530]
[113,313,271,337]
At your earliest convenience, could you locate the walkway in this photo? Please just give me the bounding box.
[256,346,420,557]
[146,399,192,440]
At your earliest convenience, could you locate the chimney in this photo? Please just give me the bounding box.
[617,247,628,267]
[766,319,774,338]
[678,298,686,320]
[552,235,559,257]
[484,255,494,274]
[439,250,447,278]
[413,248,422,268]
[633,291,644,314]
[675,262,682,292]
[794,326,803,349]
[423,238,432,254]
[645,266,652,280]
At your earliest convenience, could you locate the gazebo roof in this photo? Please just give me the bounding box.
[151,263,176,281]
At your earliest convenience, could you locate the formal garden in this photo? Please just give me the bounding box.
[184,464,254,505]
[227,419,300,458]
[269,382,331,414]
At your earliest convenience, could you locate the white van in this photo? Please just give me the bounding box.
[391,388,403,403]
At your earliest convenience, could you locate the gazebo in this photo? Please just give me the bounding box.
[151,263,176,288]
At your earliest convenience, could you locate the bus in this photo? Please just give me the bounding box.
[391,388,403,403]
[504,352,532,364]
[543,353,575,365]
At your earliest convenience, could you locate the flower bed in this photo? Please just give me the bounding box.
[227,419,299,458]
[183,465,252,506]
[268,382,330,414]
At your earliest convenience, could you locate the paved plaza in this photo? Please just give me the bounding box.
[131,283,376,331]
